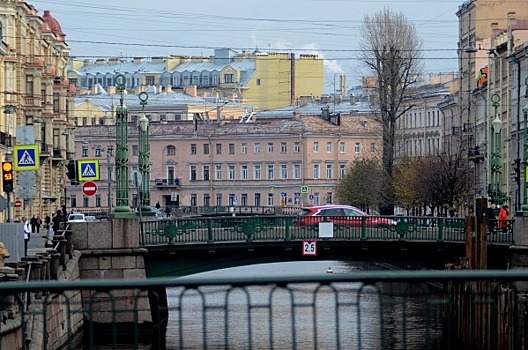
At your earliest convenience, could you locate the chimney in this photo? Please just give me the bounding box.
[166,85,172,93]
[91,84,98,95]
[157,85,162,94]
[107,86,116,95]
[183,85,197,97]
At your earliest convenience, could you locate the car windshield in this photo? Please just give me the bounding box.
[297,209,312,216]
[69,215,84,220]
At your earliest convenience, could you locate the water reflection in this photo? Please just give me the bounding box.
[165,261,444,349]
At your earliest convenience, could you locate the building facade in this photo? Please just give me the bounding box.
[68,49,324,110]
[0,2,74,221]
[70,108,382,213]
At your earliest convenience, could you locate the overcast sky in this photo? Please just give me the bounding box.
[29,0,461,88]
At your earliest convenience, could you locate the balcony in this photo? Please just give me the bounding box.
[468,146,484,163]
[155,178,181,189]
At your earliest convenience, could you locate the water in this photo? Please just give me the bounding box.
[164,261,445,349]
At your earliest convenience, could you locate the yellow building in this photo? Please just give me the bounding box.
[0,3,74,220]
[68,49,324,110]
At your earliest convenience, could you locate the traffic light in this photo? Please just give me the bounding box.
[513,158,521,185]
[2,162,13,193]
[66,160,78,185]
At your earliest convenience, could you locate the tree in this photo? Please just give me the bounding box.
[359,8,424,215]
[335,158,382,212]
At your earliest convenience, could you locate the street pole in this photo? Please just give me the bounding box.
[522,78,528,214]
[490,93,504,206]
[113,74,133,217]
[138,92,153,218]
[107,145,113,216]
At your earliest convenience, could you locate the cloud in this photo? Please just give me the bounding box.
[299,43,344,75]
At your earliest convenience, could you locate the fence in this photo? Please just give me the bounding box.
[1,270,528,349]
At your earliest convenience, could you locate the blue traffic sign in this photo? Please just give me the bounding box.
[309,194,315,200]
[14,145,40,171]
[77,160,100,181]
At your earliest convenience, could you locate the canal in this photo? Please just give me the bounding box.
[163,260,445,349]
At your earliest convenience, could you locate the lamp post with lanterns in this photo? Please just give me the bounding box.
[489,93,507,206]
[137,92,153,217]
[522,78,528,214]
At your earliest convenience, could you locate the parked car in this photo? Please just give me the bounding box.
[296,205,397,228]
[67,213,86,223]
[85,215,97,222]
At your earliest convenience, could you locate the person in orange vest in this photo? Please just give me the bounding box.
[498,204,509,233]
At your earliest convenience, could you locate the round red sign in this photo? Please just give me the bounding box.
[82,181,98,197]
[14,200,22,208]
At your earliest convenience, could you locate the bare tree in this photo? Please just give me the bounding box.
[359,7,424,215]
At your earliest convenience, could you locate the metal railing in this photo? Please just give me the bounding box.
[2,270,528,349]
[139,215,514,246]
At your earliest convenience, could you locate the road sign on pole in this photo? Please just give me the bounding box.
[82,181,98,197]
[14,200,22,208]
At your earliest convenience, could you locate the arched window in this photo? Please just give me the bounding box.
[166,145,176,156]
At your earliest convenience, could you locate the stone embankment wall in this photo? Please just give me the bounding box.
[0,232,83,350]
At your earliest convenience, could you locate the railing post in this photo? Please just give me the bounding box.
[361,216,367,240]
[285,216,291,241]
[207,218,213,243]
[437,217,444,242]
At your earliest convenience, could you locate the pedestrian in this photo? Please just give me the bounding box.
[44,215,51,238]
[36,215,41,234]
[22,216,31,256]
[30,215,37,234]
[165,206,171,217]
[156,201,161,210]
[498,204,509,233]
[51,210,62,238]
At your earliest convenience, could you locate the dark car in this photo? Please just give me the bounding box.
[296,205,397,228]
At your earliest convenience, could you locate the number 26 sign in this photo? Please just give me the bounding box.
[302,241,317,256]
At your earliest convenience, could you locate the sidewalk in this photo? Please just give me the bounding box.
[27,228,52,256]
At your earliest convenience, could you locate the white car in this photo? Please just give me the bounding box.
[67,213,86,223]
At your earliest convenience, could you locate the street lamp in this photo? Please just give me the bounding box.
[522,78,528,214]
[113,74,133,218]
[490,93,505,205]
[137,92,153,217]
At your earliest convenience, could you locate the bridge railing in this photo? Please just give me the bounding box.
[139,215,514,246]
[2,270,528,349]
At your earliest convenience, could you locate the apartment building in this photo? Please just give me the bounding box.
[0,3,74,220]
[67,49,324,110]
[71,105,382,212]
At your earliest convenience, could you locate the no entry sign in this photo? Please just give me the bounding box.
[82,181,98,197]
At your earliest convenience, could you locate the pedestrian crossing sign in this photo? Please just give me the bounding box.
[14,145,40,171]
[77,160,100,181]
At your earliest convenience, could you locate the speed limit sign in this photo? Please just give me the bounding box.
[302,241,317,256]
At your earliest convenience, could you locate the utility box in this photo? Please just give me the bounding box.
[318,222,334,238]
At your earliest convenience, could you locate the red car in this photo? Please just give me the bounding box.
[296,205,397,228]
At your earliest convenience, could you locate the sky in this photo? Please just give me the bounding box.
[28,0,461,90]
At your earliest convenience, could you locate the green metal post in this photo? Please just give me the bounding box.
[490,94,505,205]
[138,92,153,218]
[113,74,133,217]
[522,78,528,214]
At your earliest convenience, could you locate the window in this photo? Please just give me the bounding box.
[216,143,222,154]
[203,165,209,181]
[241,165,248,180]
[95,195,101,207]
[313,142,319,153]
[293,164,301,179]
[190,165,197,181]
[160,114,166,122]
[370,143,376,152]
[94,146,102,157]
[228,165,235,180]
[146,76,155,85]
[70,195,77,208]
[241,143,247,154]
[280,142,287,153]
[340,164,346,178]
[293,142,301,153]
[190,144,197,155]
[254,143,260,154]
[53,93,59,113]
[216,193,222,206]
[229,194,237,205]
[26,75,34,95]
[203,194,210,206]
[267,164,274,180]
[166,145,176,156]
[224,74,234,83]
[82,147,88,157]
[203,143,209,154]
[254,193,261,206]
[256,79,261,86]
[326,164,333,179]
[241,194,248,206]
[83,197,89,207]
[280,164,288,179]
[340,142,345,153]
[228,144,235,154]
[254,164,261,180]
[132,145,139,156]
[190,194,197,206]
[215,165,222,180]
[267,143,274,153]
[355,143,361,154]
[326,142,332,153]
[313,164,320,179]
[267,193,274,206]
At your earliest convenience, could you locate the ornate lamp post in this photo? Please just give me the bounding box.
[522,78,528,214]
[138,92,153,217]
[490,93,505,205]
[113,74,133,217]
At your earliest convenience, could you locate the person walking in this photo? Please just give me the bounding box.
[30,215,37,234]
[498,204,509,233]
[22,216,31,256]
